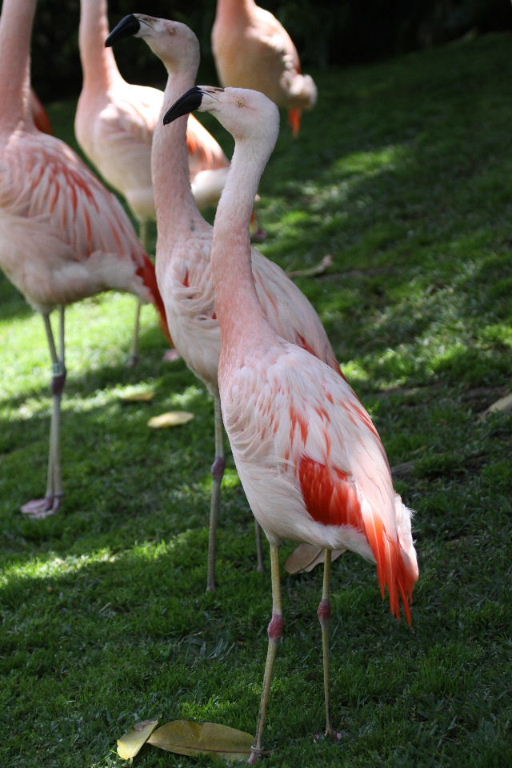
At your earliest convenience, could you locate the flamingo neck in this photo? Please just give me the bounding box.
[215,0,255,22]
[79,0,122,91]
[212,136,275,353]
[152,63,206,240]
[0,0,35,131]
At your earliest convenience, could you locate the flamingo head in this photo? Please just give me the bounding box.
[163,86,280,148]
[105,14,199,69]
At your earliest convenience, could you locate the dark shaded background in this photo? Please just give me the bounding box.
[19,0,512,101]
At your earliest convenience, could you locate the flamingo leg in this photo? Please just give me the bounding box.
[130,297,143,367]
[129,218,150,366]
[206,396,265,590]
[207,394,225,591]
[21,307,66,518]
[254,519,265,572]
[249,543,283,764]
[318,548,334,737]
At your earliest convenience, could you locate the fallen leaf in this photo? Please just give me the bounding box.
[119,391,156,403]
[148,411,195,428]
[117,719,159,761]
[486,392,512,414]
[147,720,254,762]
[287,254,334,278]
[285,544,346,574]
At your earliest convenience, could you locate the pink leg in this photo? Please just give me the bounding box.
[318,548,334,737]
[254,520,265,573]
[249,544,283,764]
[21,308,66,519]
[128,219,150,367]
[316,549,342,741]
[206,396,225,591]
[206,397,265,590]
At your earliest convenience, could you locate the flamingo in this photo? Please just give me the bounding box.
[211,0,317,136]
[106,14,339,590]
[163,84,419,761]
[76,0,229,363]
[0,0,168,519]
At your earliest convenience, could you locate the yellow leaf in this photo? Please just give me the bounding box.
[147,411,195,428]
[117,719,159,760]
[148,720,255,762]
[119,391,156,403]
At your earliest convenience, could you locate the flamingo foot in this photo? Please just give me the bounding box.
[314,729,344,743]
[21,494,63,519]
[247,747,263,765]
[162,348,181,363]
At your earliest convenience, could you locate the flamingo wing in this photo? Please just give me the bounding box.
[251,7,301,71]
[103,84,161,142]
[251,249,339,371]
[222,344,418,622]
[3,131,144,260]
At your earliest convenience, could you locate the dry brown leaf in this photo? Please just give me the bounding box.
[147,411,195,428]
[148,719,254,762]
[117,719,159,760]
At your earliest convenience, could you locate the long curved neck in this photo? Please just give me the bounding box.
[215,0,255,23]
[212,136,275,351]
[0,0,36,131]
[79,0,122,91]
[152,58,207,239]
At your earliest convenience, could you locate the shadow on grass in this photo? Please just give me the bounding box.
[0,277,34,323]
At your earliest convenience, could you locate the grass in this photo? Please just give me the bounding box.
[1,31,512,768]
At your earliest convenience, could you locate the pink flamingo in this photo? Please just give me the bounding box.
[164,84,419,760]
[0,0,168,519]
[106,14,339,590]
[211,0,317,136]
[76,0,229,363]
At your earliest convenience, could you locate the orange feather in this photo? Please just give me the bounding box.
[299,456,415,624]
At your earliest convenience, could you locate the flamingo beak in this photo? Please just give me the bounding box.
[163,87,204,125]
[105,14,141,47]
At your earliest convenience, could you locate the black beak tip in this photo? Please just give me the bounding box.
[163,87,204,126]
[105,14,141,47]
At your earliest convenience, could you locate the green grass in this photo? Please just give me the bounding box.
[1,32,512,768]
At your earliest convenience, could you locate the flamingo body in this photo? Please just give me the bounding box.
[156,234,338,397]
[220,341,418,620]
[212,0,317,135]
[76,0,229,219]
[0,127,157,312]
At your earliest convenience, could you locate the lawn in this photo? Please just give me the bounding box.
[1,31,512,768]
